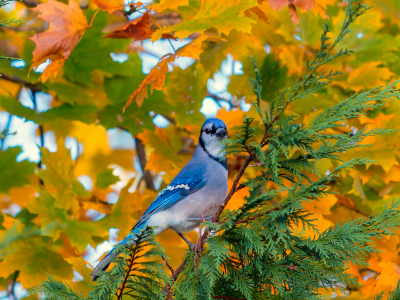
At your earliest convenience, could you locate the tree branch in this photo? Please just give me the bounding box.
[0,73,41,92]
[117,248,137,300]
[135,137,155,191]
[171,258,187,281]
[212,155,253,223]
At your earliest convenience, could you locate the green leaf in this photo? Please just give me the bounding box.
[0,96,97,124]
[63,10,133,85]
[259,54,288,102]
[0,147,36,194]
[44,82,91,105]
[0,236,73,288]
[0,213,5,230]
[95,168,119,189]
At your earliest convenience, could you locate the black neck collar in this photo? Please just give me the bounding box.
[199,138,227,170]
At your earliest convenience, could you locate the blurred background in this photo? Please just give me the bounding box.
[1,0,400,299]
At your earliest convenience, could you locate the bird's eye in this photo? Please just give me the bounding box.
[205,129,211,134]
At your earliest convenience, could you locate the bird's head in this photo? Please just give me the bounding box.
[199,118,228,159]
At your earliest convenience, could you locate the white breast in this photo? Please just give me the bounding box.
[146,160,228,233]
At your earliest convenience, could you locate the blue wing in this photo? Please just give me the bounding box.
[131,172,206,231]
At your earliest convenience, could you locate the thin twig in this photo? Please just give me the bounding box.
[26,88,45,186]
[0,73,41,92]
[8,271,19,300]
[213,155,254,223]
[117,248,138,300]
[171,258,187,281]
[234,205,282,224]
[163,256,175,275]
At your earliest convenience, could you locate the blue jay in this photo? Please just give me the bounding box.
[91,118,228,280]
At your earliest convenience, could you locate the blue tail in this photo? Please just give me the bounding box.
[91,227,143,281]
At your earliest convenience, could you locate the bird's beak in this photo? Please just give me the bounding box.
[216,129,229,137]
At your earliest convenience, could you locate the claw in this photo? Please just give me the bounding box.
[173,229,201,251]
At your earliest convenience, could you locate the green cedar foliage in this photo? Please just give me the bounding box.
[375,280,400,300]
[31,227,170,300]
[31,1,400,299]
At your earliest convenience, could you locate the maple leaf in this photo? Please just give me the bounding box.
[91,0,126,13]
[124,35,210,109]
[29,0,89,82]
[96,168,120,189]
[0,147,36,194]
[151,0,258,41]
[104,12,154,40]
[269,0,314,24]
[244,7,269,23]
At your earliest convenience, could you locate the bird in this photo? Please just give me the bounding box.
[91,118,229,281]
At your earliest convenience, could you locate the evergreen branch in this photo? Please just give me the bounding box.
[171,257,188,281]
[116,244,138,300]
[171,2,378,292]
[29,275,87,300]
[388,280,400,300]
[163,256,175,275]
[233,205,282,225]
[213,296,245,300]
[213,155,254,223]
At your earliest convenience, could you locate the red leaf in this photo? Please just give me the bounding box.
[29,0,89,82]
[288,3,299,25]
[104,12,154,40]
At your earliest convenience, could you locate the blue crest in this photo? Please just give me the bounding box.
[201,118,227,130]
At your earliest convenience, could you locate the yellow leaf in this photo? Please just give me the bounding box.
[0,237,73,287]
[124,35,210,110]
[347,62,394,92]
[361,261,400,298]
[0,78,20,97]
[302,193,337,215]
[151,0,258,41]
[91,0,125,13]
[152,0,189,12]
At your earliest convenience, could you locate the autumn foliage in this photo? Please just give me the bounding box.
[1,0,400,299]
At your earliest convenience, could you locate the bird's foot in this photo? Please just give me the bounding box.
[190,241,203,253]
[173,229,204,252]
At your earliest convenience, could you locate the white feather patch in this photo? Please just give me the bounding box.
[166,184,190,191]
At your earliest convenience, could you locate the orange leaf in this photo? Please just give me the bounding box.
[269,0,313,24]
[269,0,314,10]
[161,33,178,41]
[104,12,154,40]
[249,7,268,23]
[4,29,25,52]
[91,0,125,13]
[151,0,189,12]
[124,35,210,110]
[288,4,299,25]
[35,54,65,83]
[269,0,289,11]
[29,0,89,82]
[293,0,314,10]
[346,62,394,92]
